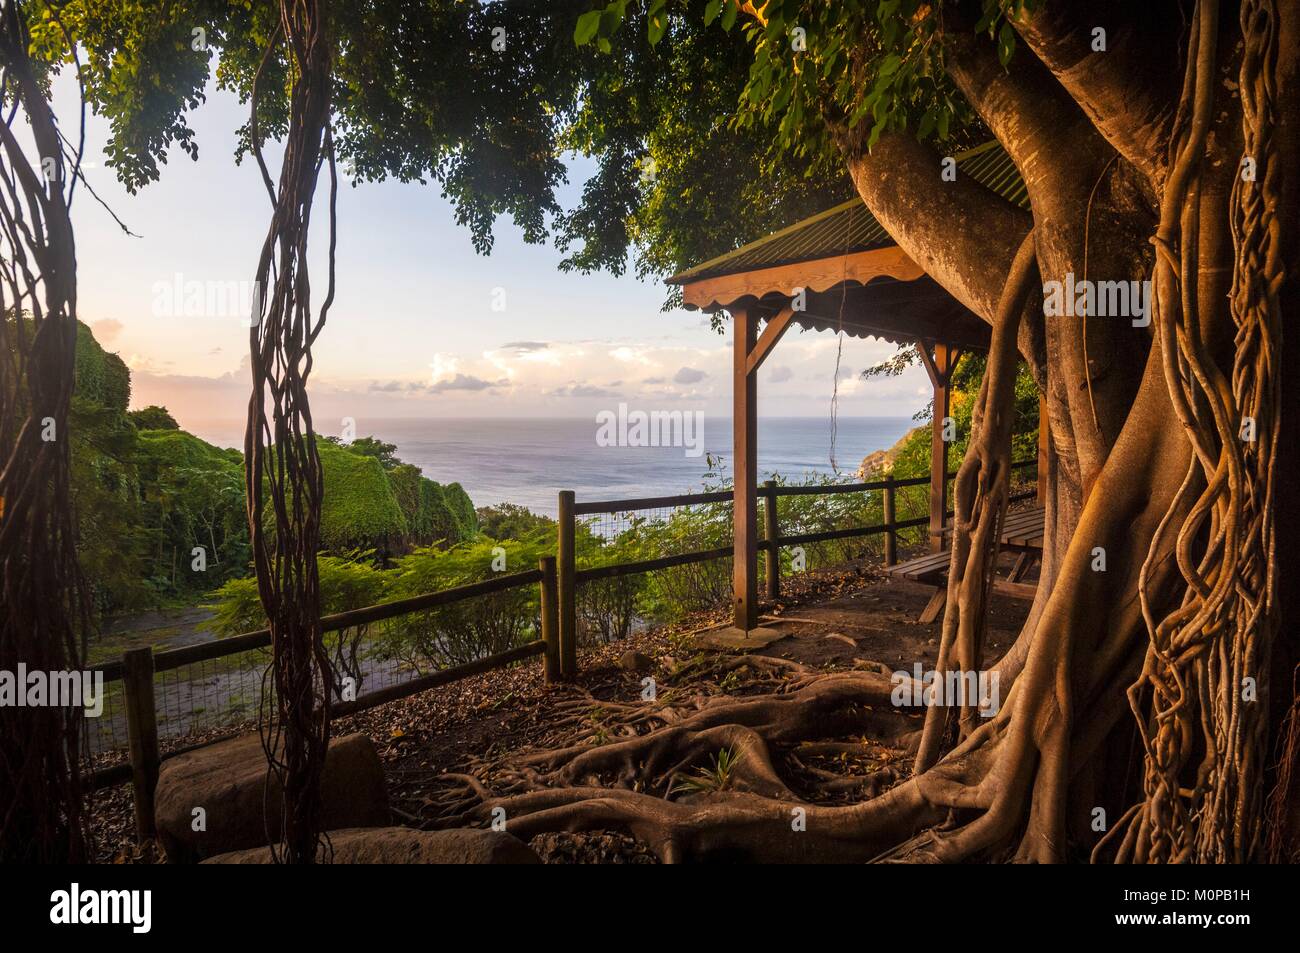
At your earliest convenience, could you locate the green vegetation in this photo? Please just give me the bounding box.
[204,350,1038,675]
[73,320,130,413]
[476,503,555,540]
[314,440,408,553]
[65,322,478,623]
[127,405,179,430]
[136,428,247,595]
[866,351,1040,478]
[671,747,742,795]
[386,463,479,547]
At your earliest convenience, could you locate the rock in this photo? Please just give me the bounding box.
[155,731,389,863]
[203,827,541,864]
[857,449,892,479]
[618,650,654,673]
[857,425,925,480]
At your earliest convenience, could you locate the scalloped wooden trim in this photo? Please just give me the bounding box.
[680,246,925,310]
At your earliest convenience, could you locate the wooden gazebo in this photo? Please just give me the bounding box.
[667,140,1041,641]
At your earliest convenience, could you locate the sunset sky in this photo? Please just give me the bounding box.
[53,71,933,436]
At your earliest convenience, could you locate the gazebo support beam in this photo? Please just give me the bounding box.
[745,305,795,376]
[701,305,786,651]
[733,306,759,631]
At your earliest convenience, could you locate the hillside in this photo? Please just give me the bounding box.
[67,321,477,614]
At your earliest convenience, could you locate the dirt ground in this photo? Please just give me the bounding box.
[90,556,1033,863]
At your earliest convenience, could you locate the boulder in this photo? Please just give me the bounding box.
[155,731,389,863]
[203,827,541,864]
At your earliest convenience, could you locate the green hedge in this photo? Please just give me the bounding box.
[314,440,409,551]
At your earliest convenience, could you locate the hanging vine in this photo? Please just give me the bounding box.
[1111,0,1283,864]
[0,0,90,862]
[246,0,338,865]
[914,229,1038,771]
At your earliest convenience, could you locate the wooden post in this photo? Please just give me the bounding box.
[1037,394,1049,504]
[763,480,779,600]
[556,490,577,679]
[732,307,759,631]
[539,556,560,683]
[883,476,898,566]
[122,647,160,842]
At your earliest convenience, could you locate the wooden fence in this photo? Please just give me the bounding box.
[92,458,1036,839]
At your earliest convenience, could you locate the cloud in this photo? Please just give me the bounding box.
[768,365,794,384]
[125,353,175,373]
[89,318,124,344]
[428,373,503,393]
[428,353,461,383]
[547,383,619,398]
[673,366,707,385]
[609,345,654,365]
[498,341,549,353]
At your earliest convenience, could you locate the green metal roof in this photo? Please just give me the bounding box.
[668,140,1028,285]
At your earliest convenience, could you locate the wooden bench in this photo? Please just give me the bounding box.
[888,506,1046,623]
[886,549,953,623]
[997,506,1046,581]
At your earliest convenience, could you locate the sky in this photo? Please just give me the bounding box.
[52,71,934,434]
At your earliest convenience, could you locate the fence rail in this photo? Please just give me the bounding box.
[93,456,1037,842]
[87,558,563,819]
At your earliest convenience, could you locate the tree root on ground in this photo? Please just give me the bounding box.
[421,653,1060,863]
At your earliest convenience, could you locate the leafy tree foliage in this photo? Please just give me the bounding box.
[127,405,179,430]
[476,502,556,541]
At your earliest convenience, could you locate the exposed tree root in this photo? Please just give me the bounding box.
[424,306,1195,863]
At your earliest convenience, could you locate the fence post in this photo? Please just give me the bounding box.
[883,476,897,567]
[539,556,561,683]
[557,490,577,680]
[122,646,160,842]
[763,480,780,600]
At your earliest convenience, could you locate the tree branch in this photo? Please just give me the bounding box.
[838,130,1029,324]
[1011,0,1186,191]
[943,6,1119,215]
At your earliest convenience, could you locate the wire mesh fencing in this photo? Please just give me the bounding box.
[82,573,552,767]
[84,462,1040,769]
[574,492,733,645]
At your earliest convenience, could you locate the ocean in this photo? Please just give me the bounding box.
[186,416,915,517]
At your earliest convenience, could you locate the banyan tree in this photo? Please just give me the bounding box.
[5,0,1297,863]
